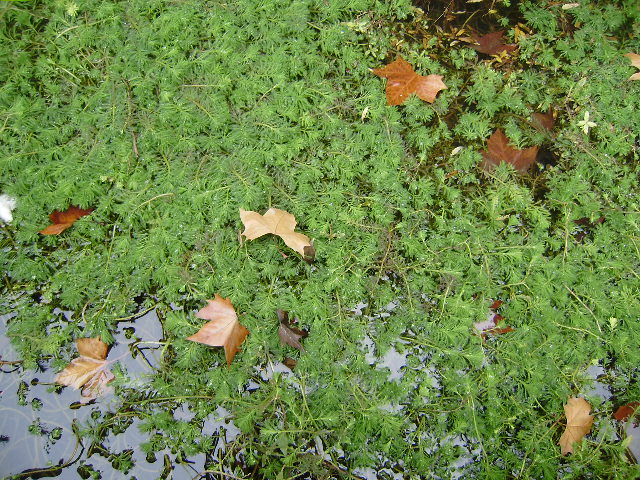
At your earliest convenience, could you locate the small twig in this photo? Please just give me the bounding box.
[0,360,22,365]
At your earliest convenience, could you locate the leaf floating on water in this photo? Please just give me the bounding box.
[240,208,314,261]
[559,397,594,455]
[277,309,307,352]
[39,205,94,235]
[613,402,640,422]
[465,31,517,56]
[55,337,114,404]
[372,56,447,106]
[480,129,538,173]
[187,294,249,366]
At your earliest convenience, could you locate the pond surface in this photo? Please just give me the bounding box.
[0,311,208,479]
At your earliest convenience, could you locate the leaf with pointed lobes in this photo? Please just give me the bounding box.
[465,31,517,55]
[55,337,114,404]
[187,294,249,366]
[531,108,555,132]
[372,56,447,106]
[40,205,94,235]
[481,130,539,173]
[277,309,307,352]
[240,208,314,261]
[559,397,594,455]
[614,402,640,422]
[625,53,640,80]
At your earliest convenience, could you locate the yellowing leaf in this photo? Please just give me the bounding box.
[625,53,640,80]
[240,208,314,260]
[187,294,249,366]
[559,397,594,455]
[372,57,447,106]
[55,337,114,404]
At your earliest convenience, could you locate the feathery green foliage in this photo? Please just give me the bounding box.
[1,0,639,478]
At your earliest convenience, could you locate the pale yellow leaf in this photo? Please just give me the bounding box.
[240,208,313,259]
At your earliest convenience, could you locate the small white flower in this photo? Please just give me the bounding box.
[0,194,17,223]
[577,111,597,135]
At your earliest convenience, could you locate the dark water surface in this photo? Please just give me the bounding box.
[0,311,207,479]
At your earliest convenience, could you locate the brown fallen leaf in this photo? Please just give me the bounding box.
[531,108,555,132]
[465,31,517,56]
[277,309,307,352]
[187,294,249,366]
[240,208,314,261]
[40,206,94,235]
[55,337,114,404]
[613,402,640,422]
[559,397,594,455]
[474,299,514,337]
[481,129,539,173]
[625,53,640,80]
[372,56,447,106]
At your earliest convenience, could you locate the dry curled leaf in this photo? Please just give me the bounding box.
[277,309,307,352]
[625,53,640,81]
[240,208,314,261]
[39,206,94,235]
[559,397,594,455]
[481,129,539,173]
[187,294,249,366]
[372,56,447,106]
[464,31,517,55]
[55,337,114,404]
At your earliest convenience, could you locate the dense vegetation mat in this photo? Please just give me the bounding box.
[1,0,639,477]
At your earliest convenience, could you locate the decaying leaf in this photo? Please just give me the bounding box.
[277,309,307,352]
[625,53,640,80]
[187,294,250,366]
[240,208,314,261]
[481,129,539,173]
[40,206,94,235]
[474,299,514,337]
[372,57,447,106]
[559,397,594,455]
[614,402,640,422]
[55,337,114,404]
[465,31,517,56]
[531,108,555,132]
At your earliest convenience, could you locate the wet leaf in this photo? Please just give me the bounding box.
[283,357,297,370]
[481,129,539,173]
[240,208,314,261]
[474,299,514,337]
[614,402,640,422]
[187,294,249,366]
[465,31,517,55]
[625,53,640,80]
[559,397,594,455]
[277,309,307,352]
[372,56,447,106]
[55,337,114,404]
[531,108,555,132]
[39,206,94,235]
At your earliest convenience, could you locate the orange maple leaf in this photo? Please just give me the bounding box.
[372,57,447,106]
[55,337,114,404]
[39,206,94,235]
[240,208,314,261]
[480,129,539,173]
[559,397,594,455]
[187,294,249,366]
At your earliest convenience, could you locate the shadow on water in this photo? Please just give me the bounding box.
[0,310,221,480]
